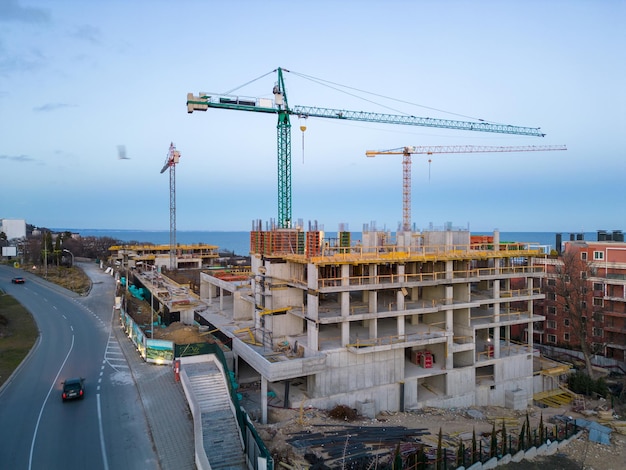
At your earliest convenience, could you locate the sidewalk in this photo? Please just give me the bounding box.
[112,315,196,470]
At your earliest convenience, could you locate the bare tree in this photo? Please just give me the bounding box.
[550,247,598,378]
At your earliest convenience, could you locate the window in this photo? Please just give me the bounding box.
[581,271,587,280]
[593,312,604,322]
[564,318,570,327]
[547,293,557,301]
[592,327,604,338]
[564,333,570,342]
[547,334,557,343]
[593,282,603,292]
[594,251,604,260]
[593,297,604,307]
[547,306,556,315]
[547,279,556,287]
[581,252,588,261]
[548,320,557,329]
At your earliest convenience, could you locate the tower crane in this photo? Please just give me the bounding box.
[366,144,567,232]
[160,142,181,270]
[187,67,546,229]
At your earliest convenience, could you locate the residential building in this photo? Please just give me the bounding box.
[537,231,626,364]
[0,218,27,240]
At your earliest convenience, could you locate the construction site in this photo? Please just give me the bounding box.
[180,68,573,423]
[116,68,609,468]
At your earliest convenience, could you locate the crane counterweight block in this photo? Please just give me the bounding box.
[187,93,209,113]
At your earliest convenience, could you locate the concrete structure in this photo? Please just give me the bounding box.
[109,243,219,271]
[0,218,26,240]
[199,224,548,421]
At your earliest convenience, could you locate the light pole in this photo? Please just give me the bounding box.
[150,264,157,339]
[62,248,74,267]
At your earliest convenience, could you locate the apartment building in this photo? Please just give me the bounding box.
[199,225,547,418]
[538,231,626,363]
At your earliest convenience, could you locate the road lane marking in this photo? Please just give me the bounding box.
[97,393,110,470]
[28,334,74,470]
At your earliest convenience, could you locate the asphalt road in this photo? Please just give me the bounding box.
[0,263,158,470]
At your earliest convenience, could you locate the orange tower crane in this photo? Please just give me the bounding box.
[366,144,567,232]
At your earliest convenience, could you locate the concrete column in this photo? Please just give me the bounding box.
[397,315,405,338]
[308,319,319,352]
[342,321,350,347]
[445,285,453,306]
[528,277,534,349]
[493,279,500,320]
[396,289,405,311]
[342,264,350,286]
[397,264,405,311]
[261,376,268,424]
[307,264,320,351]
[493,326,500,358]
[219,287,224,310]
[369,317,378,340]
[369,290,378,314]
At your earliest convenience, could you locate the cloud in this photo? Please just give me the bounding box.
[0,52,45,76]
[0,154,34,162]
[0,0,50,23]
[33,102,76,112]
[70,25,101,45]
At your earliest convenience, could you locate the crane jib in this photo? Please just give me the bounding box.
[186,96,544,137]
[290,106,545,137]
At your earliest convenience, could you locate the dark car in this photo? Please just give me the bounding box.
[62,378,85,401]
[11,277,25,284]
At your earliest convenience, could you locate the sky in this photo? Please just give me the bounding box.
[0,0,624,233]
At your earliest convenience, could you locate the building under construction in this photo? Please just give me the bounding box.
[199,223,549,422]
[109,243,219,270]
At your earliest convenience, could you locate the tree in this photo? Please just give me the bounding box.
[550,247,599,378]
[436,427,443,470]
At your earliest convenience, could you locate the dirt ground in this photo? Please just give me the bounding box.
[252,400,626,470]
[123,290,216,344]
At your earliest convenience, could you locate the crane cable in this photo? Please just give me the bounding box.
[288,69,507,125]
[222,70,276,95]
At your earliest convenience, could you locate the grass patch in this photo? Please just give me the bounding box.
[31,265,91,295]
[0,294,39,387]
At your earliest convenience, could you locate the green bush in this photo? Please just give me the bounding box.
[568,371,609,397]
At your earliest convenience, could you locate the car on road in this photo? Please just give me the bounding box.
[62,378,85,401]
[11,277,25,284]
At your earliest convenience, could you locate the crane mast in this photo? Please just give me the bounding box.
[366,144,567,231]
[160,142,181,269]
[187,67,547,228]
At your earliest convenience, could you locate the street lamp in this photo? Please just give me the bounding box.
[62,248,74,267]
[150,264,157,339]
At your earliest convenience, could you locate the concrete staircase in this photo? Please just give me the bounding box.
[185,361,247,470]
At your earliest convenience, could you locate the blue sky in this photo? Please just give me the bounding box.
[1,0,624,233]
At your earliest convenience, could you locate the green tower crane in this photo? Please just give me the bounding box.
[187,67,545,229]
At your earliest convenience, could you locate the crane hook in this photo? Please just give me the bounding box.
[299,117,307,164]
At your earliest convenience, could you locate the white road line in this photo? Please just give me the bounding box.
[28,334,74,470]
[97,394,109,470]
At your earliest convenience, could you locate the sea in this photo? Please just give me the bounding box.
[54,229,602,258]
